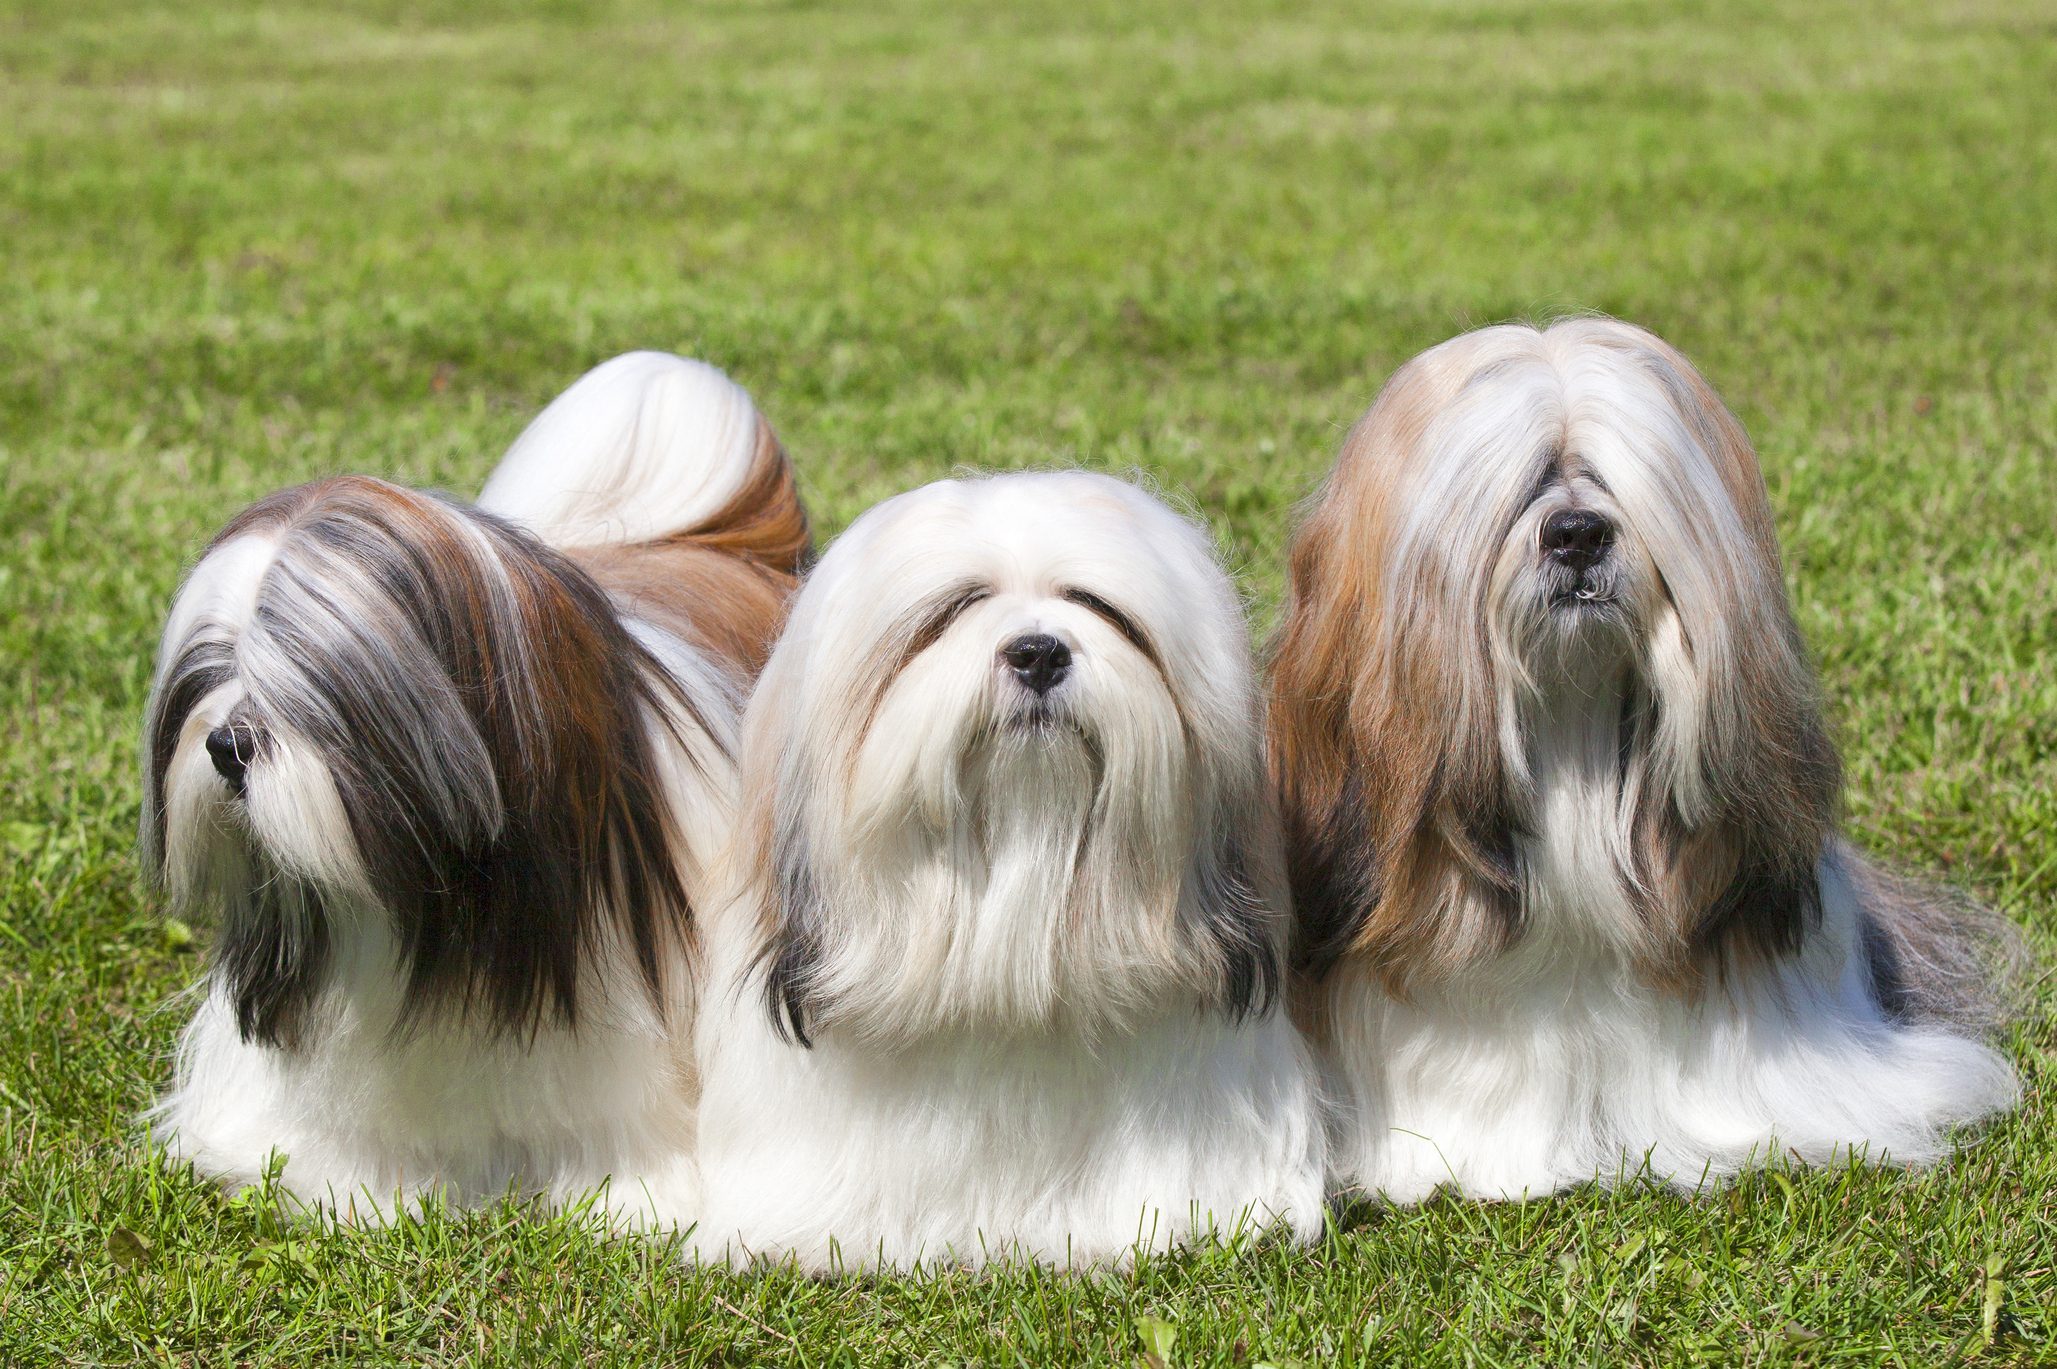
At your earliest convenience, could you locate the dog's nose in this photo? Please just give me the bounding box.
[1540,509,1614,572]
[1000,633,1071,695]
[205,724,251,794]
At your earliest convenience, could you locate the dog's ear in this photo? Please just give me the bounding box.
[1603,323,1842,982]
[387,508,701,1036]
[1267,462,1377,979]
[729,658,829,1048]
[1187,800,1287,1020]
[1628,588,1841,983]
[1340,648,1526,993]
[1274,628,1526,992]
[1269,351,1526,990]
[248,482,701,1039]
[759,809,829,1047]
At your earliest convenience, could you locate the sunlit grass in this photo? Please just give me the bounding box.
[2,0,2052,1361]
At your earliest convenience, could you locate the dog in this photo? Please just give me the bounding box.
[692,471,1327,1269]
[141,351,808,1225]
[1268,318,2019,1201]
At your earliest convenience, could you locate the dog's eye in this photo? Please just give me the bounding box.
[1060,587,1153,659]
[1523,450,1563,508]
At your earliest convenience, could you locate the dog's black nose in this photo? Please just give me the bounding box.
[1540,508,1614,572]
[1000,633,1071,695]
[205,724,251,794]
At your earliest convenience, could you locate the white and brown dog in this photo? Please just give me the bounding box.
[1268,318,2018,1201]
[142,352,807,1225]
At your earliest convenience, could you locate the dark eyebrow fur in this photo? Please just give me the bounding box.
[1060,587,1159,668]
[899,583,993,669]
[852,582,994,756]
[1530,444,1613,504]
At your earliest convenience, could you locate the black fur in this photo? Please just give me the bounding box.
[1858,904,1916,1021]
[1060,586,1159,666]
[1690,849,1823,963]
[1192,830,1282,1020]
[760,815,829,1047]
[1286,771,1378,979]
[217,860,332,1048]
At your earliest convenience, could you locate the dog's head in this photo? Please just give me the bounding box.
[741,471,1285,1044]
[141,477,697,1046]
[1270,318,1840,988]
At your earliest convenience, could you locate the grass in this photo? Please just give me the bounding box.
[2,0,2052,1361]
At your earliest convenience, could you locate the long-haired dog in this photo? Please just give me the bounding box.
[142,352,808,1224]
[1269,318,2019,1201]
[692,471,1326,1269]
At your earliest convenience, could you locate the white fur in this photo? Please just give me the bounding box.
[159,917,703,1227]
[695,930,1326,1269]
[1330,854,2019,1202]
[693,472,1328,1269]
[478,350,765,547]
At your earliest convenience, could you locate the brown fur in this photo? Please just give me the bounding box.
[1266,345,1524,987]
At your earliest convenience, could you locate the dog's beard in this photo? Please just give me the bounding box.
[965,713,1103,921]
[1502,569,1635,686]
[193,835,336,1049]
[1491,497,1743,952]
[1482,495,1838,979]
[781,653,1213,1045]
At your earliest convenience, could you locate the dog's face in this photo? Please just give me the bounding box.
[1270,319,1840,987]
[1492,454,1641,680]
[742,472,1284,1044]
[141,477,693,1047]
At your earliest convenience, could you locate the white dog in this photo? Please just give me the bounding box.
[1268,318,2018,1201]
[693,471,1327,1269]
[141,352,807,1225]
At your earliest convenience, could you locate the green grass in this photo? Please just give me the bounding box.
[3,0,2053,1361]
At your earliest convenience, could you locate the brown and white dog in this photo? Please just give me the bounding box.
[1269,318,2018,1201]
[141,352,807,1225]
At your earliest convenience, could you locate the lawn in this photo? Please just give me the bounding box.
[2,0,2053,1361]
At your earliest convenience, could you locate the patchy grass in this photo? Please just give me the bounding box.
[2,0,2052,1362]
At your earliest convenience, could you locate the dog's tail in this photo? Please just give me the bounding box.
[1844,843,2031,1034]
[477,351,809,574]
